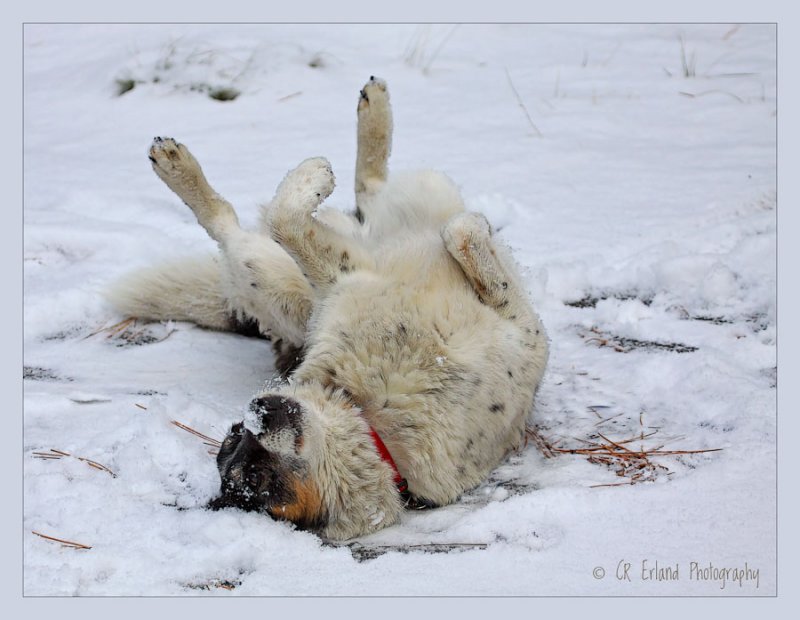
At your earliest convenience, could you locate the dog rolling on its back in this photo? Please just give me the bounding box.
[108,77,548,540]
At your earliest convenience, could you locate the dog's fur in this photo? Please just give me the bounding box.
[108,78,548,540]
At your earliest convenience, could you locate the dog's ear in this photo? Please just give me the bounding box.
[249,395,304,450]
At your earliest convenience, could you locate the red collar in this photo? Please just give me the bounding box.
[367,426,409,495]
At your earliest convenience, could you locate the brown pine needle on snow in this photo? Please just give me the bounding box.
[170,420,223,448]
[32,448,116,477]
[32,530,92,550]
[523,425,556,458]
[589,481,637,489]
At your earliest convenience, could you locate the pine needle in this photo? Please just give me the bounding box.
[32,530,92,550]
[83,317,137,340]
[32,449,117,477]
[170,420,222,448]
[504,67,542,137]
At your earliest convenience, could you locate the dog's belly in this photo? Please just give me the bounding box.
[299,271,538,504]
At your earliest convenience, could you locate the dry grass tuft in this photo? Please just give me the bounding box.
[679,35,697,77]
[403,25,459,74]
[527,410,721,487]
[84,317,175,346]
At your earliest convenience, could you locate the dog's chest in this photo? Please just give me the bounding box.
[300,275,462,394]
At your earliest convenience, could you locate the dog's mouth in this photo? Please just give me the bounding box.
[206,486,266,512]
[207,423,272,513]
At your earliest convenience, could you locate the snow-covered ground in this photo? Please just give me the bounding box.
[23,23,776,595]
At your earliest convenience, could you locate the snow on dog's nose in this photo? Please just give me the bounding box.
[249,394,305,454]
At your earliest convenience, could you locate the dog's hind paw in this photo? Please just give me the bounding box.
[441,212,493,257]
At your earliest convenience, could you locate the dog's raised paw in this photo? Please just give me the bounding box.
[280,157,336,205]
[441,212,493,255]
[358,76,389,111]
[148,137,202,180]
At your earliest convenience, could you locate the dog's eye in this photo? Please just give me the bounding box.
[230,422,244,436]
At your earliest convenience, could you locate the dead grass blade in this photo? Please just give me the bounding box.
[596,432,636,454]
[32,530,92,550]
[722,24,741,40]
[589,481,636,489]
[594,412,625,426]
[32,448,116,477]
[83,317,137,340]
[171,420,223,448]
[505,67,542,137]
[84,317,176,346]
[679,89,745,103]
[277,91,301,102]
[523,425,556,458]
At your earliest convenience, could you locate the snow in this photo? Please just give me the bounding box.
[23,23,775,596]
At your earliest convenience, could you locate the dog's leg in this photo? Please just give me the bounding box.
[148,138,313,346]
[148,137,240,244]
[354,76,392,221]
[268,157,374,293]
[442,212,541,328]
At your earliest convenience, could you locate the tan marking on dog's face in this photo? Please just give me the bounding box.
[268,475,325,530]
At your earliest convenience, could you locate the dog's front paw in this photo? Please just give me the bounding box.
[148,137,205,190]
[149,137,197,173]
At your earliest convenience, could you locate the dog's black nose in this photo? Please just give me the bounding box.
[248,394,304,450]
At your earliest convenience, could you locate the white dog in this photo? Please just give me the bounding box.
[109,77,548,540]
